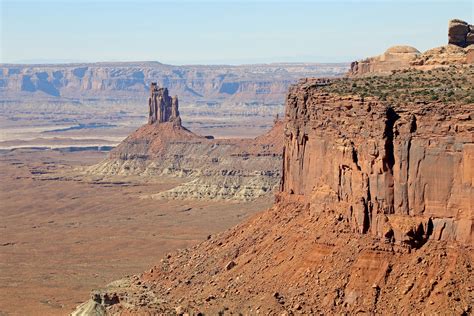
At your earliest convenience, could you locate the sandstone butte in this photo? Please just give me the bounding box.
[72,20,473,315]
[88,83,284,201]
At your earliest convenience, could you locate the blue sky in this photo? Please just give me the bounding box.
[1,0,472,64]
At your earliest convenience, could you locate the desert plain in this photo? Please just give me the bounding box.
[0,147,271,315]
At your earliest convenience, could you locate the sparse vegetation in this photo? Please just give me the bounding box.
[322,65,474,105]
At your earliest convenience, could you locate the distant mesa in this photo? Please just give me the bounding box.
[349,18,474,76]
[0,62,349,105]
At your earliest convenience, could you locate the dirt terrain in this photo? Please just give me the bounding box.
[78,196,472,315]
[0,149,272,315]
[0,77,285,316]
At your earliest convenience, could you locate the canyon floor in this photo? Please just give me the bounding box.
[0,149,273,316]
[0,101,279,150]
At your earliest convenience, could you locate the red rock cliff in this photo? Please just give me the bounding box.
[281,78,473,247]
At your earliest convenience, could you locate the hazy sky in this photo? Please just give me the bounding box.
[1,0,472,64]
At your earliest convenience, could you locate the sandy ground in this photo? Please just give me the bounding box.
[0,149,272,315]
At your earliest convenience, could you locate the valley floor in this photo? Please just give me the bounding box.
[0,149,272,315]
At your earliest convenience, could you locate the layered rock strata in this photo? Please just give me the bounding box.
[90,121,283,201]
[0,62,348,105]
[411,44,473,68]
[349,44,473,76]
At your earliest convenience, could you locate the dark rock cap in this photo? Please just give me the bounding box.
[448,19,474,47]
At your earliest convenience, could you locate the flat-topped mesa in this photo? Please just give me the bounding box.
[148,82,181,125]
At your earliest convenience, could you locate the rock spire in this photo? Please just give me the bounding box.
[148,83,181,125]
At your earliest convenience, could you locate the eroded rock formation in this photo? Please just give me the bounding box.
[88,89,284,201]
[72,21,473,315]
[449,19,474,47]
[349,46,421,76]
[411,44,473,68]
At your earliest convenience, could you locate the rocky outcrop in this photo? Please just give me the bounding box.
[349,46,421,76]
[282,77,473,246]
[90,120,283,201]
[410,44,472,68]
[350,44,473,76]
[349,19,474,76]
[448,19,474,47]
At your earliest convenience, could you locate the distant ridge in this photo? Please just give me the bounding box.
[0,62,348,107]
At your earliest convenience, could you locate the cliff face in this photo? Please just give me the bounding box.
[282,77,473,246]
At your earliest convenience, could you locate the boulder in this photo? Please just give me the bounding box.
[448,19,473,47]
